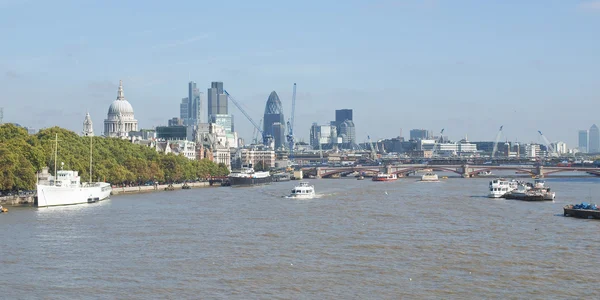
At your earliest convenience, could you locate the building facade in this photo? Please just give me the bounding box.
[589,124,599,153]
[335,109,353,126]
[263,91,286,149]
[104,80,138,138]
[338,119,356,149]
[410,129,430,141]
[82,112,94,136]
[310,123,338,149]
[207,81,227,121]
[578,129,588,153]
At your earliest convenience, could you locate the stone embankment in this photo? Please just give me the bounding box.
[110,182,211,195]
[0,182,214,206]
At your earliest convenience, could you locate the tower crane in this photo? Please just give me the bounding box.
[223,90,263,139]
[432,129,444,157]
[491,125,504,158]
[252,119,263,144]
[318,132,324,164]
[286,83,297,160]
[538,130,558,157]
[367,135,377,161]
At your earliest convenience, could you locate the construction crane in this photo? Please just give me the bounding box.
[223,90,263,139]
[318,132,324,164]
[367,135,377,161]
[286,83,297,160]
[491,125,504,158]
[252,119,263,144]
[432,129,444,157]
[538,130,558,157]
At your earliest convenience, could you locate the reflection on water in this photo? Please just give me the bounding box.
[1,177,600,298]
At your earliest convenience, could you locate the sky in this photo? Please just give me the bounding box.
[1,0,599,147]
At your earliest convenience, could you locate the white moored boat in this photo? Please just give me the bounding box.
[420,172,439,182]
[488,178,518,198]
[289,182,316,199]
[37,134,112,207]
[372,173,398,181]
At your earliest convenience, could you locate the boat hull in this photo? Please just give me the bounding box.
[503,193,551,201]
[372,178,397,182]
[288,193,316,199]
[564,208,600,219]
[229,176,272,187]
[37,183,112,207]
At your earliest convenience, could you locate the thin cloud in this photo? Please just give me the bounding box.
[578,0,600,11]
[153,34,212,49]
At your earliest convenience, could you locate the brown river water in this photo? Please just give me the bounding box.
[1,175,600,299]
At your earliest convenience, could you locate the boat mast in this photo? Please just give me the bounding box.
[89,136,93,183]
[54,133,58,178]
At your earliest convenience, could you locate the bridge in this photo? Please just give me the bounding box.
[303,164,600,179]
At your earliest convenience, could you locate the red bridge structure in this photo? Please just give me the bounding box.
[303,164,600,179]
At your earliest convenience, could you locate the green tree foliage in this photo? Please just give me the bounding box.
[0,124,230,191]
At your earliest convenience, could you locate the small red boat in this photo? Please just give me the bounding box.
[372,173,398,181]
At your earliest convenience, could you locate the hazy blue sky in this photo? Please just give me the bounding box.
[1,0,599,147]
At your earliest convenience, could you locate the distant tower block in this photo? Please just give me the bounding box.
[83,112,94,136]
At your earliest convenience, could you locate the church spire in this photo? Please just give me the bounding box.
[117,80,124,100]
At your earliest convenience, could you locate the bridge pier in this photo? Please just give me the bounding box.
[315,167,322,179]
[535,165,544,178]
[460,164,471,178]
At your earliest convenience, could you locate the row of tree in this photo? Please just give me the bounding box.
[0,124,229,192]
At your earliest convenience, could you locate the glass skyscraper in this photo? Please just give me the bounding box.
[578,129,588,153]
[589,124,599,153]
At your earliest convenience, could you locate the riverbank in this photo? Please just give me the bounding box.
[0,182,216,206]
[110,182,213,196]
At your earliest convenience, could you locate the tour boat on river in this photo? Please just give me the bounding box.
[288,182,316,199]
[420,172,439,182]
[372,173,398,182]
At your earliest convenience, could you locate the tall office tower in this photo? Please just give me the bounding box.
[187,81,201,125]
[208,81,225,119]
[263,91,286,148]
[180,97,189,120]
[335,109,353,126]
[578,129,588,153]
[410,129,430,141]
[589,124,599,153]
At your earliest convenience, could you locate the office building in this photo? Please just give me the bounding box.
[180,97,189,120]
[578,129,588,153]
[207,81,227,120]
[310,123,338,149]
[589,124,599,153]
[410,129,430,141]
[263,91,286,149]
[335,109,353,126]
[338,119,356,148]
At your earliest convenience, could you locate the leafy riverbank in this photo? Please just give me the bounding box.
[0,124,229,192]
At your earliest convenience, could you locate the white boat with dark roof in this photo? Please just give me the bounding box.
[288,182,316,199]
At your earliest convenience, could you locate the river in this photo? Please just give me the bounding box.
[1,176,599,299]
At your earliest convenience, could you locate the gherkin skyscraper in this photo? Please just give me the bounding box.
[263,91,286,149]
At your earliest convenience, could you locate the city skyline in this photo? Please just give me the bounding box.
[1,1,599,146]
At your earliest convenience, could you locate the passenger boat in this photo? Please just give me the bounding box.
[372,173,398,181]
[564,203,600,219]
[502,182,555,201]
[488,178,518,198]
[420,172,439,182]
[37,135,112,207]
[228,164,272,187]
[289,182,316,199]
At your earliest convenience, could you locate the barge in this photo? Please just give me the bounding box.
[564,203,600,219]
